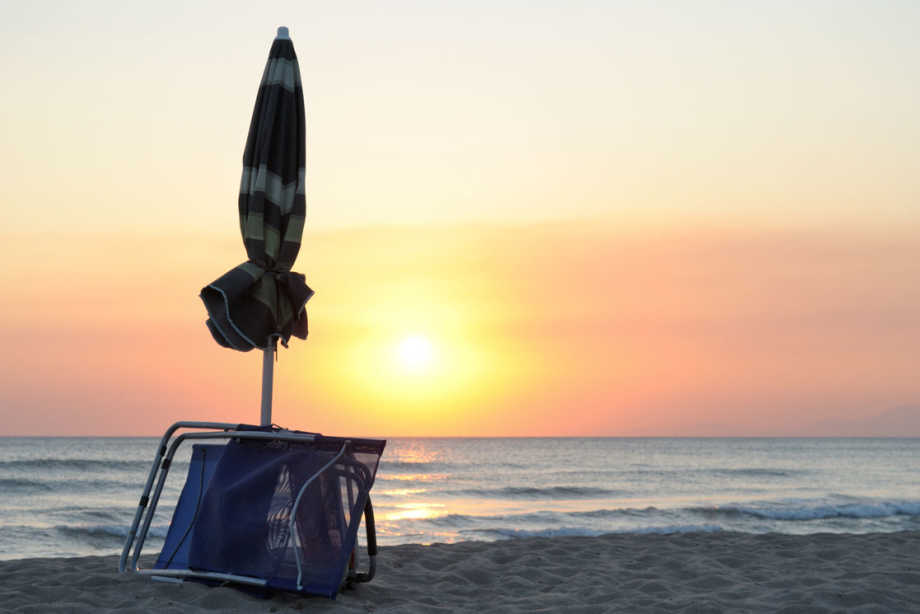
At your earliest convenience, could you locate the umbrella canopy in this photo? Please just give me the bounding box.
[201,27,313,352]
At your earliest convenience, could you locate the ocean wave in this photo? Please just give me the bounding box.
[0,478,53,492]
[375,473,449,484]
[466,524,723,539]
[710,468,803,478]
[539,469,635,479]
[421,507,666,527]
[615,524,724,535]
[0,477,141,492]
[49,507,140,524]
[378,460,530,474]
[399,499,920,530]
[55,524,169,541]
[378,461,453,473]
[467,527,607,539]
[689,500,920,521]
[0,458,182,472]
[610,467,806,480]
[449,486,626,499]
[425,511,559,527]
[569,506,661,518]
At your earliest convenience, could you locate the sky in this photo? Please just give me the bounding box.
[1,1,918,436]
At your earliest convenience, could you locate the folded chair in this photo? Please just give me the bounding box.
[120,422,385,598]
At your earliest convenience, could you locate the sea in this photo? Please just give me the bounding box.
[0,437,918,561]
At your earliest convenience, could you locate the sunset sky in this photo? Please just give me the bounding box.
[1,1,918,436]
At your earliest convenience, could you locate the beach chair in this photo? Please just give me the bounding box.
[120,422,385,598]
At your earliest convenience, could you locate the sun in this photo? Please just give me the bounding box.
[395,334,435,373]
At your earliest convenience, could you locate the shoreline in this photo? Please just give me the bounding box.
[2,531,918,612]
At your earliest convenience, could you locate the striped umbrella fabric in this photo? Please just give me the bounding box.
[200,27,314,352]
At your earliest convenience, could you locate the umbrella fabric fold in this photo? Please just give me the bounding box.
[201,32,313,352]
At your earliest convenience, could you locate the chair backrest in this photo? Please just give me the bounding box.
[155,435,385,597]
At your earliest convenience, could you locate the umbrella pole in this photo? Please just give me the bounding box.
[260,341,274,426]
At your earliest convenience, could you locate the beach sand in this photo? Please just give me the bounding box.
[1,532,918,613]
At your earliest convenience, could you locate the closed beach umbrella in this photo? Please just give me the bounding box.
[200,26,313,423]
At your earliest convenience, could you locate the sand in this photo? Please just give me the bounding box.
[1,532,918,613]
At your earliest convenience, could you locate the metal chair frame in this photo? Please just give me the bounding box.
[119,421,377,590]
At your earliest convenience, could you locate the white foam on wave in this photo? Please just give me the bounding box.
[466,527,607,539]
[694,500,920,521]
[468,524,724,539]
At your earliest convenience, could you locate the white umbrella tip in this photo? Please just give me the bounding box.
[276,26,290,40]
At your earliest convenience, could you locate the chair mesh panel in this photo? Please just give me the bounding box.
[154,433,384,598]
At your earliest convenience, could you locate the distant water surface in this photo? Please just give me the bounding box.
[0,437,918,560]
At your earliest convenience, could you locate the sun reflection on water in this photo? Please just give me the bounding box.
[387,445,442,465]
[383,473,447,482]
[376,488,428,497]
[383,502,446,521]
